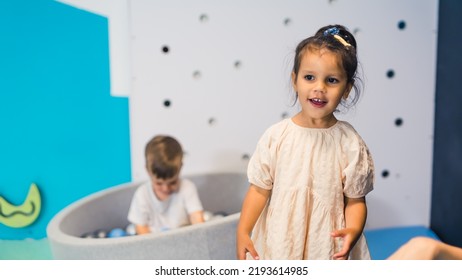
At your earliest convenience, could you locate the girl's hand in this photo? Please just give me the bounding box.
[236,185,270,260]
[236,232,259,260]
[333,196,367,260]
[331,227,359,260]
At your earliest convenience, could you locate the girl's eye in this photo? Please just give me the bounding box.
[327,77,339,84]
[304,75,314,81]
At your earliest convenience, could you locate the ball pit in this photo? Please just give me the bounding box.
[47,172,248,259]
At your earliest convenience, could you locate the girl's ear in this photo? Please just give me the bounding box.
[343,83,353,100]
[291,72,297,89]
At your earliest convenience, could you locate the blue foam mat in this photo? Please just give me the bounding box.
[364,225,440,260]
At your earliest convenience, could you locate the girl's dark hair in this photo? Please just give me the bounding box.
[145,135,183,179]
[292,24,362,109]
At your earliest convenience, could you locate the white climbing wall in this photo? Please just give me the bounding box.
[59,0,439,230]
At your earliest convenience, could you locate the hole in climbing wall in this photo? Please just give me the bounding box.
[281,112,289,119]
[397,20,406,30]
[353,28,361,36]
[234,60,242,69]
[283,18,291,26]
[199,14,209,23]
[208,118,216,126]
[395,118,403,127]
[381,170,390,178]
[386,69,395,79]
[242,154,250,160]
[163,99,171,107]
[193,70,202,79]
[161,45,170,54]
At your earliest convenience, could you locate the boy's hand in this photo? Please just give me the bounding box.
[135,224,151,235]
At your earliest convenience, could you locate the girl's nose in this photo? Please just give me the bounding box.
[314,81,326,93]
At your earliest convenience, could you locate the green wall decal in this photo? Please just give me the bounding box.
[0,183,41,228]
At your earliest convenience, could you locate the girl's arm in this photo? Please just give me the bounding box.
[189,210,205,224]
[437,240,462,260]
[331,196,367,260]
[236,184,271,260]
[388,237,462,260]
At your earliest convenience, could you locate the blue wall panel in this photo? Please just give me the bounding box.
[0,0,131,239]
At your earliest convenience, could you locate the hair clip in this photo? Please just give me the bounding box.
[323,27,351,47]
[323,27,340,36]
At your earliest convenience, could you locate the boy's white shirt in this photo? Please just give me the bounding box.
[127,178,203,233]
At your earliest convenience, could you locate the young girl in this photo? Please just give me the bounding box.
[236,25,374,260]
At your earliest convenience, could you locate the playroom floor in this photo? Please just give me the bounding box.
[0,239,52,260]
[0,226,438,260]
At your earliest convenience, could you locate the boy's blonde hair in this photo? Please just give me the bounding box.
[145,135,183,179]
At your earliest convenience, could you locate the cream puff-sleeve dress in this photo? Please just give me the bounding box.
[247,118,374,260]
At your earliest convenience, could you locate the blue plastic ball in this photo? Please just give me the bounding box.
[108,228,127,238]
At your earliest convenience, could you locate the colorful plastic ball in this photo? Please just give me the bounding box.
[160,226,170,232]
[214,211,228,217]
[125,223,137,236]
[95,229,108,238]
[203,211,213,222]
[108,228,127,238]
[81,232,96,238]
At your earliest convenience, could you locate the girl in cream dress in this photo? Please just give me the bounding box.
[237,25,374,260]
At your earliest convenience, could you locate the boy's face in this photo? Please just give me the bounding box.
[150,173,180,201]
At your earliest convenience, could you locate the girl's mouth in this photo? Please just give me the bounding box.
[309,98,327,108]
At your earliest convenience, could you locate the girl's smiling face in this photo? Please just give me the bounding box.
[292,47,352,128]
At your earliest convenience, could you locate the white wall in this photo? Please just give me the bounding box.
[58,0,439,230]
